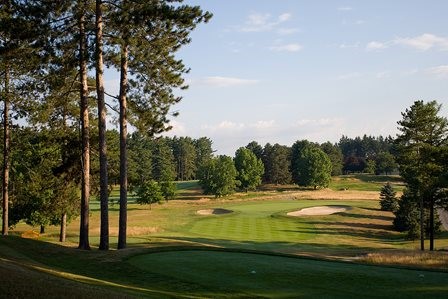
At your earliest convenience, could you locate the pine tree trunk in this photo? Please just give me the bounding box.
[59,213,67,242]
[78,3,90,250]
[96,0,109,251]
[420,195,424,251]
[429,199,434,251]
[118,43,128,250]
[2,64,10,236]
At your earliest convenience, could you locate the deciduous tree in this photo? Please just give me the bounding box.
[234,147,264,191]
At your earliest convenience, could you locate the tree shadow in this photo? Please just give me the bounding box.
[338,211,394,222]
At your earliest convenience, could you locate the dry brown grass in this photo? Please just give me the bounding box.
[362,251,448,270]
[21,231,40,239]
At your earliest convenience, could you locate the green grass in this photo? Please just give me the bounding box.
[2,175,448,297]
[130,250,448,298]
[329,174,405,192]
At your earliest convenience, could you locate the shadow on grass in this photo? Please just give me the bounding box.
[353,174,404,184]
[338,211,394,222]
[0,236,255,298]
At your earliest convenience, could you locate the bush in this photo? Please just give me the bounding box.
[136,180,164,209]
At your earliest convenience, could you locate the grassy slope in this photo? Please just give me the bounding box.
[2,175,448,297]
[130,250,448,299]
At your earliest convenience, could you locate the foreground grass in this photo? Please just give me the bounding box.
[130,250,448,298]
[1,237,448,298]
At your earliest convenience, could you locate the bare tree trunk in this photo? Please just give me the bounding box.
[429,199,434,251]
[2,64,10,236]
[118,43,128,250]
[420,195,424,251]
[40,225,45,234]
[59,213,67,242]
[78,3,90,250]
[96,0,109,251]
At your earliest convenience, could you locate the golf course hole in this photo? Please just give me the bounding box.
[287,205,351,216]
[197,208,233,215]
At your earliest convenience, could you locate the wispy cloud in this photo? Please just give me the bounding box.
[199,76,259,87]
[394,33,448,51]
[339,42,360,49]
[277,27,301,35]
[338,6,353,11]
[375,71,391,79]
[269,43,303,52]
[237,12,297,34]
[366,41,388,51]
[336,72,361,80]
[426,65,448,77]
[202,120,276,133]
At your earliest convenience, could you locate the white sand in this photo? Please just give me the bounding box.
[197,208,232,215]
[287,206,349,216]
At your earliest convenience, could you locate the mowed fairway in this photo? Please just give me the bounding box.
[184,200,405,254]
[129,250,448,298]
[189,201,320,242]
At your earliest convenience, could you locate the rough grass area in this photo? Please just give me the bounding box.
[362,251,448,270]
[330,174,405,192]
[129,250,448,299]
[0,258,132,299]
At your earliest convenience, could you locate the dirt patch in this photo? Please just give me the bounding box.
[197,208,233,215]
[287,205,350,216]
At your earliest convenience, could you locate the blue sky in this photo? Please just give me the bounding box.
[107,1,448,155]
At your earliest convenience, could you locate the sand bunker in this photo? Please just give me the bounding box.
[287,205,349,216]
[197,208,233,215]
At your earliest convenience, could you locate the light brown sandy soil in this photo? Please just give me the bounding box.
[287,205,349,216]
[197,208,233,215]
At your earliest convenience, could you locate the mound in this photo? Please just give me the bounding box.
[287,205,349,216]
[197,208,232,215]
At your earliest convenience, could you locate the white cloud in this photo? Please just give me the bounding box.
[375,71,391,79]
[336,72,361,80]
[202,120,276,133]
[366,41,388,51]
[201,76,259,87]
[278,13,292,22]
[250,120,276,129]
[162,120,187,137]
[277,27,301,35]
[394,33,448,51]
[269,43,303,52]
[295,118,342,127]
[402,68,419,76]
[339,42,360,49]
[426,65,448,77]
[338,6,353,11]
[238,12,293,33]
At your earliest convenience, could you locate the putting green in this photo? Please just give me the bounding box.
[188,201,357,242]
[129,250,448,298]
